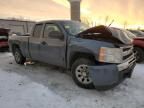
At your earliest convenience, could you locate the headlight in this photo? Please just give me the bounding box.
[99,47,123,63]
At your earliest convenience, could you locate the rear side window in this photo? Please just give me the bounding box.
[33,24,43,38]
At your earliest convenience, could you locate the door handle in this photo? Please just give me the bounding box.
[41,41,47,45]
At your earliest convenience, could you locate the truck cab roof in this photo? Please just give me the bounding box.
[35,20,79,24]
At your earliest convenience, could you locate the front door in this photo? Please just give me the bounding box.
[39,23,66,67]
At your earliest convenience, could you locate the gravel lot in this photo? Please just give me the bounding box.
[0,52,144,108]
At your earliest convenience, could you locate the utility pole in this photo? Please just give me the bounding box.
[68,0,81,21]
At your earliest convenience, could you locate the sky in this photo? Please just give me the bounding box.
[0,0,144,29]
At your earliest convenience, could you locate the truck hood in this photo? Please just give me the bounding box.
[77,26,132,45]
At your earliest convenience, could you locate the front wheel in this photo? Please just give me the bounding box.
[71,58,95,89]
[14,48,26,64]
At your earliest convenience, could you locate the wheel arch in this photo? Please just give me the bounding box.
[69,52,98,70]
[134,45,144,62]
[134,45,144,52]
[12,44,20,54]
[11,43,24,57]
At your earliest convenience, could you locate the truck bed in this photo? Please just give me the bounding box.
[9,35,30,58]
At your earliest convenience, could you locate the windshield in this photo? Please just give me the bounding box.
[129,30,144,37]
[139,31,144,35]
[62,21,89,36]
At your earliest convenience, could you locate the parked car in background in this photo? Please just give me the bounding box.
[132,38,144,62]
[0,28,10,51]
[126,30,144,62]
[9,21,136,90]
[129,30,144,37]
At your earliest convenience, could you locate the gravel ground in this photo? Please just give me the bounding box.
[0,52,144,108]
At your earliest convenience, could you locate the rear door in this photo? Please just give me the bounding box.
[39,23,66,67]
[29,24,43,60]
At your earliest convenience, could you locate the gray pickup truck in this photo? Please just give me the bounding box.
[9,20,136,90]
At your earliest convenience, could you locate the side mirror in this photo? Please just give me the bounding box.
[49,31,64,40]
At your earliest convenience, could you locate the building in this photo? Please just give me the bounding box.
[68,0,81,21]
[0,19,35,35]
[0,0,82,35]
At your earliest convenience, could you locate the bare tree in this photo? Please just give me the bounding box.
[105,16,109,25]
[81,17,97,27]
[124,21,128,29]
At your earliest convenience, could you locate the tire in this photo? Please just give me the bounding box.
[14,48,26,64]
[71,58,95,89]
[134,47,144,63]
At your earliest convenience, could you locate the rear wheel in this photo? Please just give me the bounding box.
[71,58,95,89]
[14,48,26,64]
[134,47,144,63]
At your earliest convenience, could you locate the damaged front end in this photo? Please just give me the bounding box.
[88,45,136,88]
[88,62,135,88]
[77,25,123,45]
[76,26,136,88]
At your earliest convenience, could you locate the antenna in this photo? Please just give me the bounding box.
[108,19,114,27]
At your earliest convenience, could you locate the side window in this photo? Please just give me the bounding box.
[33,24,43,38]
[43,23,61,38]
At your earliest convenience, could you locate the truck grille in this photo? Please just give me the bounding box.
[123,53,133,60]
[121,45,136,64]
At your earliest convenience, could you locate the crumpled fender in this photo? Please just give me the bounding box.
[88,65,119,86]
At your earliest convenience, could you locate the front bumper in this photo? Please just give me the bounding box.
[0,46,9,51]
[88,61,136,87]
[0,42,9,51]
[0,41,8,47]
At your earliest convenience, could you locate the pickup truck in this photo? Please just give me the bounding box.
[9,20,136,90]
